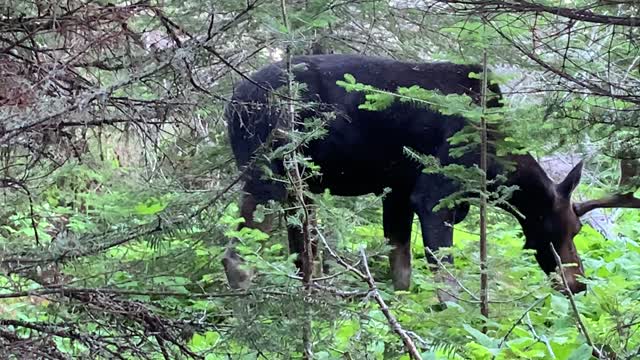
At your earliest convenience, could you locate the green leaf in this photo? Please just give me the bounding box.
[463,324,498,348]
[189,331,221,350]
[134,197,166,215]
[567,344,593,360]
[551,294,569,316]
[343,73,356,84]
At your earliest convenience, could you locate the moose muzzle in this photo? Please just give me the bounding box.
[552,241,587,294]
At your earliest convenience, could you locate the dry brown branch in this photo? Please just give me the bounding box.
[497,295,549,348]
[0,286,289,300]
[550,243,604,359]
[316,230,424,357]
[440,0,640,27]
[359,248,423,360]
[484,19,640,105]
[423,244,479,301]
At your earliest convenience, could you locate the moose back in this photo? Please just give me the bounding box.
[226,54,588,294]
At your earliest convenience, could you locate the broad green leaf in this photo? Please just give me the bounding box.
[134,198,167,215]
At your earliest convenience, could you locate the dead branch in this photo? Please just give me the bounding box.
[359,248,423,360]
[440,0,640,27]
[550,243,604,359]
[316,230,424,357]
[497,295,549,348]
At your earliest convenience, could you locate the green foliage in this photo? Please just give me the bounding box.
[336,73,499,122]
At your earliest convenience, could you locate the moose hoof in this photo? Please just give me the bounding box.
[552,279,587,295]
[391,266,412,291]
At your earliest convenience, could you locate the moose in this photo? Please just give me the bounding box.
[224,54,640,294]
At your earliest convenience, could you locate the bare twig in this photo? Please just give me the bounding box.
[498,295,549,348]
[0,286,289,300]
[316,231,366,280]
[359,248,422,360]
[440,0,640,27]
[550,243,603,359]
[423,245,479,301]
[524,314,556,359]
[316,230,425,357]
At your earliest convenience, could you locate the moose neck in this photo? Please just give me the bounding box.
[494,154,555,220]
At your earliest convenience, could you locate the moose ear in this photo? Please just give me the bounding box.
[557,160,584,198]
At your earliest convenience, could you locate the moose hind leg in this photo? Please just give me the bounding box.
[239,193,276,232]
[383,191,414,291]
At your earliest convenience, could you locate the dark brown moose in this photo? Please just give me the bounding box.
[224,54,640,294]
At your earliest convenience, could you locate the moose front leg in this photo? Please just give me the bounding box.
[413,207,461,303]
[410,174,458,266]
[410,174,466,302]
[414,209,455,266]
[383,191,414,290]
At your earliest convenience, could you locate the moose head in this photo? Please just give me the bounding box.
[508,158,640,294]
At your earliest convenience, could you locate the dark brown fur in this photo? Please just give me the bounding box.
[226,54,586,293]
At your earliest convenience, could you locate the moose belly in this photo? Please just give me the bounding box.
[301,120,421,196]
[305,155,417,196]
[306,167,385,195]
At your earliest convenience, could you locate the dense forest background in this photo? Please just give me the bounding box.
[1,0,640,359]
